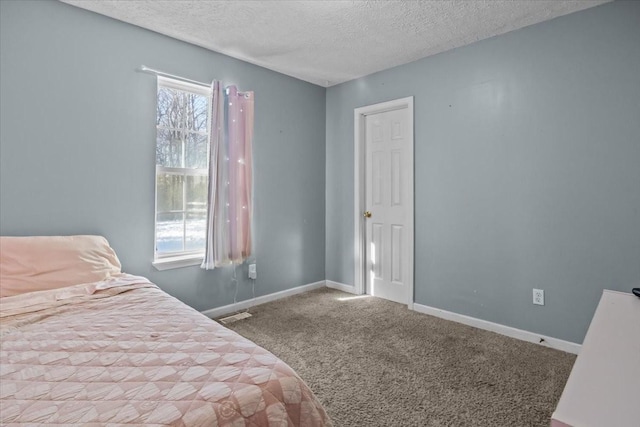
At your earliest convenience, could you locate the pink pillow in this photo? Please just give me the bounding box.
[0,235,122,298]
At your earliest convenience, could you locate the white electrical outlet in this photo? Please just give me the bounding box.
[533,289,544,306]
[248,264,257,280]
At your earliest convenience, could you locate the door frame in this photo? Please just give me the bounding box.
[353,96,414,309]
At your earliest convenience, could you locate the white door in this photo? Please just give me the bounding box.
[364,107,413,305]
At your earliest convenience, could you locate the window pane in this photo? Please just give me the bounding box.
[186,175,208,212]
[155,80,210,258]
[156,174,184,212]
[185,133,208,169]
[156,212,184,253]
[157,87,186,129]
[156,129,183,167]
[185,93,209,132]
[185,211,206,251]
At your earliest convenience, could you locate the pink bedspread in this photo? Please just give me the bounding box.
[0,276,331,426]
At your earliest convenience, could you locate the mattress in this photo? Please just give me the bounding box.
[0,275,331,426]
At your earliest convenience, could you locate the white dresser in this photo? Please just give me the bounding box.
[551,290,640,427]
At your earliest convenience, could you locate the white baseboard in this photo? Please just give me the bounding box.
[202,280,580,355]
[413,303,581,355]
[326,280,358,294]
[201,280,326,319]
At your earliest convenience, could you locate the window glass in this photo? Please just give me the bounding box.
[185,133,208,169]
[155,78,210,259]
[156,129,183,168]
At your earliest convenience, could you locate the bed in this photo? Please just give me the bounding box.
[0,236,331,426]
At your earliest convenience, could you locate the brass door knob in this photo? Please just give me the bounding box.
[363,211,372,218]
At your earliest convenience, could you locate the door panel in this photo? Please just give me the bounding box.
[391,224,403,284]
[391,150,402,206]
[372,223,383,280]
[364,107,412,304]
[372,151,383,206]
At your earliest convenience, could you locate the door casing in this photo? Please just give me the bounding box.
[353,96,414,309]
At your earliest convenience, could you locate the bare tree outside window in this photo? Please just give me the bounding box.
[155,78,210,258]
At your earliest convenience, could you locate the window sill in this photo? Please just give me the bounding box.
[152,254,203,271]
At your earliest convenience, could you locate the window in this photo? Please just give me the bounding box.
[154,77,210,268]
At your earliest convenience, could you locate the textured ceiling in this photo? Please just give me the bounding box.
[60,0,611,87]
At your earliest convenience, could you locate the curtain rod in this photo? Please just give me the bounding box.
[138,65,249,96]
[138,65,210,88]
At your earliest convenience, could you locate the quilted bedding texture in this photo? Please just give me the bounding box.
[0,276,331,426]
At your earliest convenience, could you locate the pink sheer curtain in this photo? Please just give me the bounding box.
[201,83,254,269]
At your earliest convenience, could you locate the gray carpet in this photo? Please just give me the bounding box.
[224,288,575,426]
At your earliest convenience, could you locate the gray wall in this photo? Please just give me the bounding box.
[326,1,640,344]
[2,0,638,344]
[0,0,326,311]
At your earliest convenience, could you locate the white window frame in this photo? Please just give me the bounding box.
[152,76,211,270]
